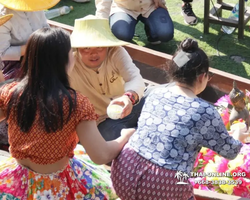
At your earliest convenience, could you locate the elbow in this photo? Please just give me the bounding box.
[222,145,243,160]
[90,153,111,165]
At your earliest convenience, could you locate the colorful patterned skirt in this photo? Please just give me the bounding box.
[111,144,195,200]
[0,145,117,200]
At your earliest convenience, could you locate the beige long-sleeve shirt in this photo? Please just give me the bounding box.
[0,6,49,61]
[95,0,165,19]
[69,46,145,123]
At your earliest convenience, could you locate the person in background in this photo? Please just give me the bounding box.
[0,27,134,199]
[0,0,59,80]
[69,15,145,141]
[0,14,13,151]
[181,0,198,25]
[95,0,174,45]
[111,38,247,200]
[0,14,10,82]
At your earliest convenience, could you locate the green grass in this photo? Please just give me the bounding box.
[50,0,250,79]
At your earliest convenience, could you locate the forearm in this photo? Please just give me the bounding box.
[124,90,139,105]
[103,133,131,163]
[124,79,145,100]
[95,0,112,19]
[1,46,22,61]
[0,71,5,83]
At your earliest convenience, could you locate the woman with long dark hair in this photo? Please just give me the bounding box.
[0,27,133,199]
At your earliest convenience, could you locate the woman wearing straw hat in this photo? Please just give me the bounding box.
[0,0,59,80]
[95,0,174,45]
[0,27,133,199]
[70,15,146,141]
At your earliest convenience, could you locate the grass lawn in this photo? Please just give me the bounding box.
[50,0,250,79]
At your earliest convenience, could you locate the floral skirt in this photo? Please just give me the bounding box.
[0,145,117,200]
[111,144,195,200]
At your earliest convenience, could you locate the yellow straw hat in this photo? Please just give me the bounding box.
[0,0,60,11]
[0,14,13,26]
[71,15,129,48]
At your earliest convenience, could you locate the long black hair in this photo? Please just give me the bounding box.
[6,27,76,133]
[168,38,209,86]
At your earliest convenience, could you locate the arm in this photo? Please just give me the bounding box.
[0,70,5,83]
[0,24,22,61]
[113,47,145,100]
[197,106,243,160]
[95,0,112,19]
[77,120,135,164]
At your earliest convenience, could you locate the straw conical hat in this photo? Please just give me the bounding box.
[71,15,128,48]
[0,0,60,11]
[0,14,13,26]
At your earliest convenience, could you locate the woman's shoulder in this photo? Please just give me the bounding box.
[75,92,92,105]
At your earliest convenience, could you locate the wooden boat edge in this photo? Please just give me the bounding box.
[48,20,250,96]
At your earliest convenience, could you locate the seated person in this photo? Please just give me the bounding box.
[0,0,59,80]
[69,15,145,141]
[111,38,247,200]
[95,0,174,44]
[0,27,134,199]
[0,14,13,150]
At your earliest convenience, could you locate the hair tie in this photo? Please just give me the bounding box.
[173,50,194,68]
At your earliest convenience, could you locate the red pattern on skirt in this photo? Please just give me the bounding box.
[111,145,196,200]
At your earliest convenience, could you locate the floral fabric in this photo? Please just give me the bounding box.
[189,94,250,198]
[0,145,117,200]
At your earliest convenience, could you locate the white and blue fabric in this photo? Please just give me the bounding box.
[128,83,243,174]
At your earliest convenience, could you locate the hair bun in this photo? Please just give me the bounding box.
[180,38,198,52]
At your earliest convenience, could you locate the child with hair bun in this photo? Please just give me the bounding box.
[111,38,247,200]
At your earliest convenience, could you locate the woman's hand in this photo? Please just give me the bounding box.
[109,95,133,119]
[153,0,167,9]
[232,128,250,143]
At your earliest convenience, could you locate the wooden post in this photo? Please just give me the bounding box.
[204,0,210,34]
[238,0,245,39]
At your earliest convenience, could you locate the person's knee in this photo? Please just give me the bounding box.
[158,30,174,42]
[111,22,134,42]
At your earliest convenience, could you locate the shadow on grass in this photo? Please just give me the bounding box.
[137,20,250,79]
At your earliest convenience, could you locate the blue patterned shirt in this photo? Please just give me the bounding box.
[128,84,243,174]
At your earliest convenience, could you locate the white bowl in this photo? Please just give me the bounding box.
[107,104,123,120]
[230,122,247,133]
